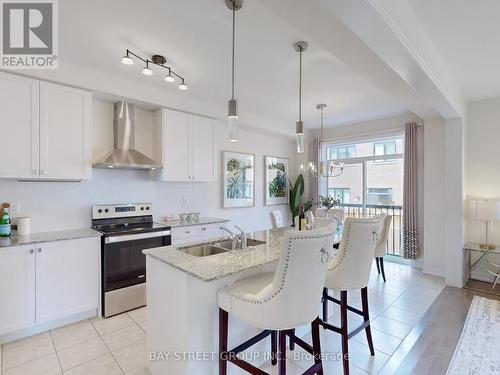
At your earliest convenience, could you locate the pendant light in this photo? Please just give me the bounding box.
[294,41,308,153]
[299,104,344,178]
[226,0,243,142]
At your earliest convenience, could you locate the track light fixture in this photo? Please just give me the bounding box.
[121,49,187,90]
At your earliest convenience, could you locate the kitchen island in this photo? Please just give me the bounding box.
[143,228,340,375]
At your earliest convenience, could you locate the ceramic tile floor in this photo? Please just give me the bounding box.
[0,260,445,375]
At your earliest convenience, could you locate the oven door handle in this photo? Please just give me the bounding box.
[105,230,171,244]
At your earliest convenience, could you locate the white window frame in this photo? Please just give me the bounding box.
[318,133,404,208]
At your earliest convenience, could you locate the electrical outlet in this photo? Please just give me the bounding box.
[10,202,21,215]
[183,197,190,206]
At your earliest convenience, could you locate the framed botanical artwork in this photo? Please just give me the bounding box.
[222,151,255,208]
[265,156,289,205]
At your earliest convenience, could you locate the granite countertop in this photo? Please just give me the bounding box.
[0,228,102,248]
[143,228,341,282]
[161,217,229,228]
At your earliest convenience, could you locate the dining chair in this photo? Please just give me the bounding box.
[270,210,283,229]
[218,226,337,375]
[321,216,383,375]
[314,217,340,229]
[374,214,392,282]
[315,208,345,223]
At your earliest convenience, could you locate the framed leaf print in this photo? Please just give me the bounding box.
[222,151,255,208]
[265,156,289,205]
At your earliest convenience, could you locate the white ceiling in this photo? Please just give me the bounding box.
[409,0,500,102]
[59,0,407,134]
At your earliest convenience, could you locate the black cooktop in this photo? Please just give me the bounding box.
[91,215,170,236]
[92,222,170,236]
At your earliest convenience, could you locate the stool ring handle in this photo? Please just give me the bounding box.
[320,247,330,264]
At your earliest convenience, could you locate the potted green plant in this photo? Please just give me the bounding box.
[318,195,340,217]
[288,174,313,227]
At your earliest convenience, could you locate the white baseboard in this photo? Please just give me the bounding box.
[0,309,98,345]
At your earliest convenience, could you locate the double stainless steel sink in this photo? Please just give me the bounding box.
[178,238,266,257]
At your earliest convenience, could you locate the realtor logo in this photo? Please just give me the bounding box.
[1,0,58,69]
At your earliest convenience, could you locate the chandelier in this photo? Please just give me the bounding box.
[299,104,344,178]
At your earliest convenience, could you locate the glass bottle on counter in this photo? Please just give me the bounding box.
[299,205,306,231]
[0,207,11,237]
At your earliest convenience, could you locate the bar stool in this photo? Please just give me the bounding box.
[374,214,392,282]
[321,217,383,375]
[218,226,337,375]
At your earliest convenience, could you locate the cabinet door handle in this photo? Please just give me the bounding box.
[40,170,46,175]
[29,249,34,254]
[37,248,42,253]
[32,169,39,175]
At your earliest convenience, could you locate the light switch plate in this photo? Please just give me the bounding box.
[182,197,190,206]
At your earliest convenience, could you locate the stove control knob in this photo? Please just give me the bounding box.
[140,206,145,211]
[146,206,150,210]
[97,209,103,214]
[104,208,109,213]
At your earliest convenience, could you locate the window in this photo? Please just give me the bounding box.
[327,144,355,160]
[366,188,393,205]
[373,140,396,156]
[328,188,350,204]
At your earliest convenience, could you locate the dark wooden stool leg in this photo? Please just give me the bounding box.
[279,330,287,375]
[311,318,324,375]
[379,258,386,282]
[375,257,380,274]
[322,287,329,322]
[219,308,228,375]
[289,329,295,350]
[361,287,375,355]
[340,290,349,375]
[271,331,278,365]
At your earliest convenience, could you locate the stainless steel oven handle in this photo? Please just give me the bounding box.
[105,230,171,244]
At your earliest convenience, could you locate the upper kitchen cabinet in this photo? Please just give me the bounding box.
[39,82,92,180]
[0,72,92,180]
[0,72,39,179]
[154,108,215,182]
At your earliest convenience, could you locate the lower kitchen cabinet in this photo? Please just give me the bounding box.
[0,245,36,336]
[171,223,225,245]
[0,237,100,337]
[35,237,100,324]
[201,223,224,240]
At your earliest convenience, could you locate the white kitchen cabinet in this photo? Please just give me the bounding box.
[0,237,99,337]
[0,72,92,180]
[35,237,99,324]
[39,82,92,180]
[155,108,215,182]
[191,115,215,182]
[0,72,39,179]
[0,245,36,336]
[201,223,224,240]
[171,225,203,246]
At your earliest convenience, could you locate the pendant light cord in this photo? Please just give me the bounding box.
[231,3,235,100]
[298,47,302,121]
[320,106,323,139]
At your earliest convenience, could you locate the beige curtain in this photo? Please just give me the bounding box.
[403,122,420,259]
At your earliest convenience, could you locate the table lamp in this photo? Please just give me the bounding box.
[470,200,500,250]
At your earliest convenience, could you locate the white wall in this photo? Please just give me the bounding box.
[422,118,446,276]
[463,97,500,282]
[0,98,296,233]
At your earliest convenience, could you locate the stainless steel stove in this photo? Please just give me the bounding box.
[92,203,171,317]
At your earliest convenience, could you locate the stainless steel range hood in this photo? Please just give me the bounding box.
[93,101,162,170]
